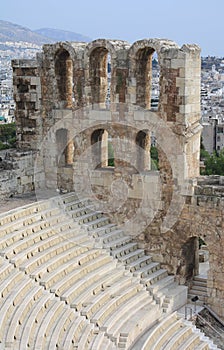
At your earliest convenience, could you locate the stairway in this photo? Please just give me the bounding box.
[0,192,220,350]
[188,276,208,305]
[56,193,188,314]
[132,312,220,350]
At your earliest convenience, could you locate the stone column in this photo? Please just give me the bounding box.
[101,130,108,167]
[66,58,73,108]
[66,132,74,165]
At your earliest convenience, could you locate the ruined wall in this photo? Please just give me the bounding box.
[12,59,42,150]
[142,176,224,318]
[0,150,43,199]
[10,38,224,319]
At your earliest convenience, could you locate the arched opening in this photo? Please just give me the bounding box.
[56,128,73,166]
[89,48,111,107]
[135,49,160,110]
[151,53,160,110]
[198,236,209,277]
[135,130,151,171]
[182,237,199,281]
[150,133,159,170]
[91,129,114,168]
[108,134,114,167]
[55,49,73,108]
[182,236,210,281]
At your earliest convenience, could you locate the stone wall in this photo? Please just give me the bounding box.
[0,150,42,199]
[12,59,42,150]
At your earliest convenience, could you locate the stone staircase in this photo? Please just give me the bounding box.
[188,276,208,305]
[0,192,221,350]
[132,312,220,350]
[58,193,187,314]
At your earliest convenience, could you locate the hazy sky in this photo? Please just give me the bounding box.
[1,0,224,56]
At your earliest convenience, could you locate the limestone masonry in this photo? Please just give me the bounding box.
[0,38,223,319]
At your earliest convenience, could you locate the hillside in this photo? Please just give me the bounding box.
[0,20,91,45]
[0,20,53,45]
[35,28,91,43]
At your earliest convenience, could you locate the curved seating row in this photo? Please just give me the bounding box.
[0,193,220,349]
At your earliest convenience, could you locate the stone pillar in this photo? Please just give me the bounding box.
[101,130,108,167]
[115,68,128,103]
[66,58,73,108]
[66,135,74,165]
[159,44,201,178]
[12,59,42,151]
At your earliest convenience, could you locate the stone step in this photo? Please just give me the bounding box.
[128,255,153,273]
[120,249,145,265]
[193,276,207,285]
[65,205,93,218]
[104,236,131,249]
[60,195,84,205]
[133,262,160,278]
[140,312,178,350]
[161,285,188,312]
[142,269,168,287]
[62,317,86,349]
[77,211,103,224]
[101,229,125,243]
[192,281,207,288]
[188,293,207,304]
[111,242,138,258]
[190,286,207,295]
[91,224,117,238]
[188,276,208,304]
[191,282,207,290]
[84,217,110,230]
[147,275,175,294]
[64,199,91,211]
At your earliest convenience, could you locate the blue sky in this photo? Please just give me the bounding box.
[1,0,224,56]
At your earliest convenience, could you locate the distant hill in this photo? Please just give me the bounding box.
[35,28,91,43]
[0,20,53,45]
[0,20,91,45]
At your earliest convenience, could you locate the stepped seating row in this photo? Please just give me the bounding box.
[0,199,91,348]
[0,194,220,349]
[140,312,219,350]
[59,193,221,349]
[1,195,163,348]
[0,199,52,231]
[61,195,183,314]
[188,276,208,305]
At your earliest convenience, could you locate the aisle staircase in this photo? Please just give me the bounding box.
[0,192,220,349]
[188,276,208,305]
[58,193,187,314]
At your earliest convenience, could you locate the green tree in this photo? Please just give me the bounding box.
[108,141,114,167]
[150,146,159,170]
[0,123,16,150]
[202,149,224,175]
[200,137,210,161]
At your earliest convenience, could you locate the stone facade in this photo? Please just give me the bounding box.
[6,38,224,319]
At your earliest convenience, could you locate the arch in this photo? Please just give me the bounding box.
[56,128,73,166]
[135,130,151,171]
[91,128,114,168]
[85,39,130,105]
[55,48,73,108]
[91,129,104,168]
[89,47,110,105]
[44,42,86,108]
[181,236,210,282]
[135,47,155,109]
[129,39,178,110]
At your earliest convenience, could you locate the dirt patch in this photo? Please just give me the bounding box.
[196,308,224,349]
[0,192,37,214]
